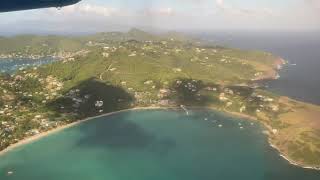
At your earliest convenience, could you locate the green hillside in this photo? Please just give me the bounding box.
[2,30,320,168]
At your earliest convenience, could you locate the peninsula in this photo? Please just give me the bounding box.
[0,29,319,169]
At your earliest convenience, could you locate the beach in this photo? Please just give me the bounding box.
[0,106,163,157]
[1,105,319,171]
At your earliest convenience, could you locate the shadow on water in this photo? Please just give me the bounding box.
[76,113,155,149]
[46,78,176,154]
[74,112,176,155]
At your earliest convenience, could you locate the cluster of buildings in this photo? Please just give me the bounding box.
[0,71,66,150]
[0,36,289,153]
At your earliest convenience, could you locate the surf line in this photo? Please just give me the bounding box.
[180,105,189,115]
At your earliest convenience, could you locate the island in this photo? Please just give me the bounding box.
[0,29,319,170]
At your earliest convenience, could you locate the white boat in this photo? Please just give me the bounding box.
[180,105,189,115]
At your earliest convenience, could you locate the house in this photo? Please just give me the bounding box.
[226,102,233,107]
[173,68,182,73]
[270,104,279,112]
[144,80,153,85]
[121,81,127,85]
[95,101,104,108]
[109,68,117,72]
[272,129,278,134]
[158,100,170,106]
[128,52,137,57]
[158,89,171,99]
[240,106,246,113]
[219,93,228,101]
[102,52,109,58]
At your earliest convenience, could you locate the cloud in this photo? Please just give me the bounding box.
[304,0,320,11]
[215,0,275,17]
[0,0,319,35]
[45,3,121,17]
[143,7,175,16]
[216,0,224,7]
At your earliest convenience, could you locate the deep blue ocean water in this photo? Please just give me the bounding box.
[199,32,320,105]
[0,109,319,180]
[1,33,320,179]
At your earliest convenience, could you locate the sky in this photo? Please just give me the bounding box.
[0,0,319,35]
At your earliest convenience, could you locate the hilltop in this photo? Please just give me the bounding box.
[0,28,195,56]
[0,29,319,169]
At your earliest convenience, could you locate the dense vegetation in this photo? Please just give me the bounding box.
[0,29,319,168]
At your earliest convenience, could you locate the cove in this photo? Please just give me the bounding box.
[0,109,320,180]
[0,57,56,73]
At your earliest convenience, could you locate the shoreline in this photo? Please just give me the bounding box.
[251,57,286,81]
[0,106,163,157]
[269,140,320,171]
[0,105,319,171]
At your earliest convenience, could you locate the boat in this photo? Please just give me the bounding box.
[180,105,189,115]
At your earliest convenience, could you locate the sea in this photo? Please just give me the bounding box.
[1,33,320,179]
[0,57,56,74]
[198,31,320,105]
[0,109,320,180]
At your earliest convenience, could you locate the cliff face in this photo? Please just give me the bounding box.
[274,58,286,69]
[251,57,285,81]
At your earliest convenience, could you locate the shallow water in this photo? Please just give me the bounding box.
[0,109,319,180]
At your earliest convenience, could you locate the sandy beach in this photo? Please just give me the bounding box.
[0,105,319,171]
[0,106,163,157]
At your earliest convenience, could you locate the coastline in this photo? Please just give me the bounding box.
[269,140,320,171]
[0,106,163,157]
[185,106,320,171]
[0,105,319,171]
[252,57,286,81]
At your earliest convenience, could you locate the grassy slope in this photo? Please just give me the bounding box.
[269,98,320,166]
[39,43,272,88]
[38,39,320,167]
[1,30,319,168]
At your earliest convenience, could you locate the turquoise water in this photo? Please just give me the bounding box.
[0,109,320,180]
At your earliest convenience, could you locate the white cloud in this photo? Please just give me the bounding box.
[304,0,320,12]
[0,0,319,35]
[142,7,175,16]
[45,3,120,17]
[216,0,224,7]
[215,0,275,17]
[158,8,174,16]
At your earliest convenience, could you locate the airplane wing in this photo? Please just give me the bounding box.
[0,0,81,13]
